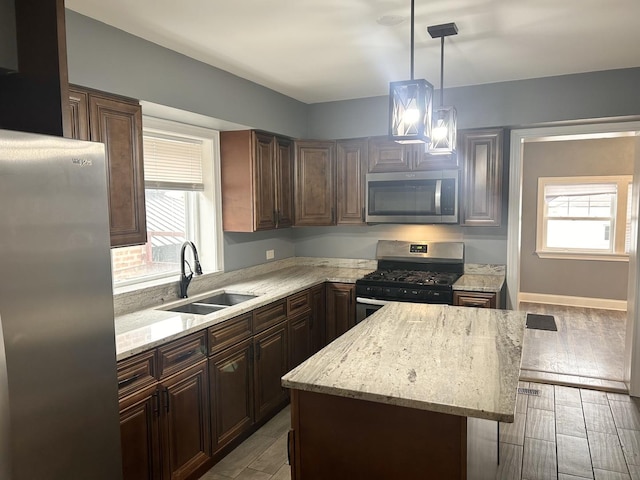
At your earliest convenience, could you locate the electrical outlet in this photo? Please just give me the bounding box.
[266,249,275,260]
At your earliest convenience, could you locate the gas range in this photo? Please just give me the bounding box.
[356,241,464,306]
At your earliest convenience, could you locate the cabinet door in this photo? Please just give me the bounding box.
[89,94,147,246]
[289,311,313,369]
[367,136,412,172]
[453,291,497,309]
[68,87,90,141]
[460,129,504,227]
[310,284,326,352]
[275,136,294,228]
[209,339,254,453]
[160,360,211,480]
[119,385,162,480]
[253,132,277,230]
[294,141,335,226]
[336,139,367,225]
[325,283,356,343]
[254,322,289,422]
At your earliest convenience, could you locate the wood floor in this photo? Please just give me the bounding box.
[200,383,640,480]
[519,303,627,391]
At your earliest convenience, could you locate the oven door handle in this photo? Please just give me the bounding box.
[356,297,391,306]
[435,179,442,215]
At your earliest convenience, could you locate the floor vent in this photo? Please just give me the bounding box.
[518,387,541,396]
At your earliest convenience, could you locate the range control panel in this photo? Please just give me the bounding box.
[409,244,427,253]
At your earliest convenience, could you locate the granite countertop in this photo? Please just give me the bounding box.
[281,302,525,422]
[114,264,373,361]
[114,259,505,362]
[453,274,504,293]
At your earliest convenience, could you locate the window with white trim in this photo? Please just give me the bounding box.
[111,118,222,286]
[536,176,632,260]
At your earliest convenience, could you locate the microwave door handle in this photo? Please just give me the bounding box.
[435,179,442,215]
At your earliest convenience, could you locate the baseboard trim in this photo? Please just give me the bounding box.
[518,292,627,311]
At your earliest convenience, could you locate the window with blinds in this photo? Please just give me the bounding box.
[111,117,220,286]
[537,176,632,258]
[143,132,204,191]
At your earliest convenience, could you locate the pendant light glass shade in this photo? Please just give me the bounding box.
[429,105,457,154]
[389,78,434,144]
[427,22,458,156]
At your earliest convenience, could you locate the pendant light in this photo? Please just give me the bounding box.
[389,0,434,144]
[427,22,458,155]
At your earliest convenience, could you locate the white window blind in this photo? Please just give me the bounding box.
[544,183,617,199]
[143,132,204,191]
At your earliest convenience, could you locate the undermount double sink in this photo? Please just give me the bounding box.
[165,292,258,315]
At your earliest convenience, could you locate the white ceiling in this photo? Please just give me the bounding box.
[66,0,640,104]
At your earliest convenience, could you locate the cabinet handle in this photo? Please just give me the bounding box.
[349,289,353,305]
[249,343,254,362]
[174,349,196,363]
[287,429,294,466]
[117,373,140,389]
[330,208,335,224]
[152,391,160,416]
[163,388,170,413]
[361,207,365,222]
[256,343,261,360]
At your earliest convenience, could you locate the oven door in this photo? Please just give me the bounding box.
[356,297,392,324]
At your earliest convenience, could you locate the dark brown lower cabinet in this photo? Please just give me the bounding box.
[289,310,313,369]
[254,321,289,422]
[119,385,162,480]
[119,360,211,480]
[161,359,212,480]
[310,284,326,352]
[325,283,356,343]
[209,339,254,453]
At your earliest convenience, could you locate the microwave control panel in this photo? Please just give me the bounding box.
[409,244,427,253]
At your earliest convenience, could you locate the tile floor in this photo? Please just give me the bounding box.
[200,406,291,480]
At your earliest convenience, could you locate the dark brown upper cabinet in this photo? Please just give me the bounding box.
[68,85,147,247]
[220,130,294,232]
[294,140,336,226]
[459,128,504,227]
[336,139,368,225]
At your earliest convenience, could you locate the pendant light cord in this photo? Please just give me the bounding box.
[410,0,415,80]
[440,36,445,107]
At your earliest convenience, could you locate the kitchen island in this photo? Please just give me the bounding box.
[282,302,525,480]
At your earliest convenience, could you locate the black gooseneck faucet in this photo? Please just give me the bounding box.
[179,241,203,298]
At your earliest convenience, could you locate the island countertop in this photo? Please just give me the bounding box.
[282,302,525,422]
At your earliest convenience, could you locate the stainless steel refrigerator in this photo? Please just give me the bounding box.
[0,129,122,479]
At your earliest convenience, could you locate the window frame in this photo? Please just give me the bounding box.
[111,116,224,289]
[536,175,632,262]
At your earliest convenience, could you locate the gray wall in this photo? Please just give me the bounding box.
[224,230,295,272]
[520,137,635,300]
[0,0,17,72]
[65,11,308,139]
[308,69,640,139]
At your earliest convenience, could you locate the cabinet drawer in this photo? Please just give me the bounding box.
[287,289,311,317]
[453,291,497,309]
[253,300,287,334]
[208,313,253,356]
[158,331,208,380]
[117,350,158,398]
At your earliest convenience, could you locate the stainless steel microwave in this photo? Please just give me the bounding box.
[365,170,459,224]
